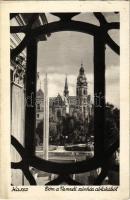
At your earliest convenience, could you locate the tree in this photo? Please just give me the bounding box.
[104,103,119,150]
[87,103,119,148]
[49,121,57,145]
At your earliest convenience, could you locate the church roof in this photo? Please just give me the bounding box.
[36,89,44,98]
[56,93,62,99]
[49,94,65,107]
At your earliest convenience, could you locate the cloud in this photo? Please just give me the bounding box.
[37,13,120,108]
[37,31,94,75]
[37,13,119,75]
[106,65,119,84]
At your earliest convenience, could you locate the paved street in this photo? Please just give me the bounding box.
[33,146,97,185]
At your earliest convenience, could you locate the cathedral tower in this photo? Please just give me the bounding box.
[76,63,88,119]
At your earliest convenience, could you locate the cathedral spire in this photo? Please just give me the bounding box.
[80,61,84,75]
[64,76,69,97]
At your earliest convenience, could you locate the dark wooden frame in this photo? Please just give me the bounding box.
[11,13,119,185]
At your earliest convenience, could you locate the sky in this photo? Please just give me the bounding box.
[37,13,119,108]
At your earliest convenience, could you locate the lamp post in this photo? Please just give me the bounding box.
[43,73,49,160]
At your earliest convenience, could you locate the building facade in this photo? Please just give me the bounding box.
[10,13,49,185]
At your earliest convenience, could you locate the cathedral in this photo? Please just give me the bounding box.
[36,64,93,127]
